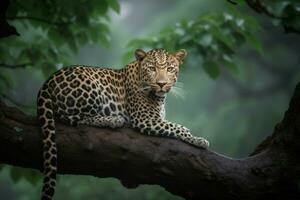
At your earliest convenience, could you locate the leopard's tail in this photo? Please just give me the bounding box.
[37,86,57,200]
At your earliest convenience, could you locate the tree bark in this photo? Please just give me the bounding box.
[1,83,300,200]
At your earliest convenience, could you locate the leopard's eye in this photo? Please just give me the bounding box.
[148,66,156,71]
[167,67,174,72]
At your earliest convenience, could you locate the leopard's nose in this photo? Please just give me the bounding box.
[157,81,167,88]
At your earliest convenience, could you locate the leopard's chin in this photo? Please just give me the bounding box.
[155,87,172,97]
[149,86,172,97]
[155,91,167,97]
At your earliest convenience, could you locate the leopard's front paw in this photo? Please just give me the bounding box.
[109,116,126,128]
[192,137,209,149]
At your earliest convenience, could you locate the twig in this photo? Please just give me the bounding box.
[6,16,70,26]
[0,62,33,69]
[0,93,34,110]
[248,0,283,19]
[227,0,238,5]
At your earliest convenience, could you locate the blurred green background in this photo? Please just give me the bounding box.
[1,0,300,199]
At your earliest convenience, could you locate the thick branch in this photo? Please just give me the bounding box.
[1,83,300,200]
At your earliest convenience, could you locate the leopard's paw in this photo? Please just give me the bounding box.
[109,116,125,128]
[192,137,209,149]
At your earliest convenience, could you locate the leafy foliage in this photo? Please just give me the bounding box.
[244,0,300,33]
[124,11,261,79]
[0,0,120,184]
[10,167,41,185]
[0,0,119,96]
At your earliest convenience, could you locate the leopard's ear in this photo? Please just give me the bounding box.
[174,49,187,63]
[135,49,147,61]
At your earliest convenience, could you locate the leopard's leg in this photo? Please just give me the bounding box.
[132,118,209,149]
[58,114,82,126]
[78,115,126,129]
[179,126,209,148]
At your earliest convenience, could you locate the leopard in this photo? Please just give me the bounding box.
[37,48,209,200]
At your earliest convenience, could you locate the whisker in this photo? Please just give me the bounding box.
[174,81,184,88]
[136,85,151,93]
[169,86,186,100]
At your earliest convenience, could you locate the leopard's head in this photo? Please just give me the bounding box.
[135,48,187,97]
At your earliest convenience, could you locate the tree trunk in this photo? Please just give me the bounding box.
[1,83,300,200]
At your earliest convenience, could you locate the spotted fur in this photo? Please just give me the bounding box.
[37,48,209,200]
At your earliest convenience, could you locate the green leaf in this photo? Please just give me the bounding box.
[48,28,64,47]
[244,33,263,54]
[93,0,108,15]
[197,34,213,47]
[124,11,262,80]
[106,0,120,14]
[0,73,12,88]
[212,29,234,48]
[273,1,291,16]
[223,60,238,74]
[14,126,23,133]
[234,0,245,4]
[202,61,220,79]
[233,31,246,45]
[23,170,41,186]
[179,34,193,45]
[10,168,23,183]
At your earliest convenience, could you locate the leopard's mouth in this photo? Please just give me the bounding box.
[154,87,171,97]
[143,82,172,97]
[155,91,167,97]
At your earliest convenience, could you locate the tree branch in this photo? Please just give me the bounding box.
[0,93,34,110]
[284,25,300,34]
[6,16,70,26]
[227,0,238,5]
[0,62,32,69]
[245,0,283,19]
[1,83,300,199]
[228,0,300,34]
